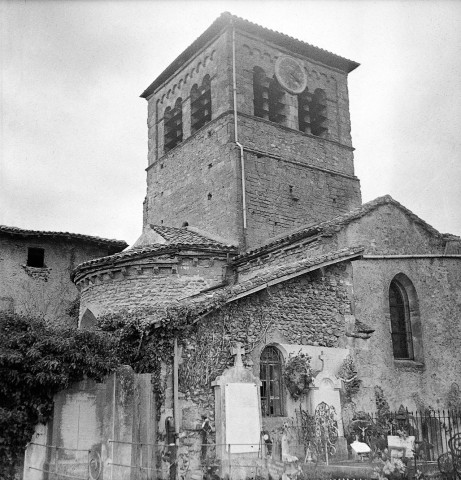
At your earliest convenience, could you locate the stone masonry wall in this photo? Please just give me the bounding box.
[78,254,228,318]
[145,114,243,246]
[235,30,354,146]
[143,28,361,252]
[0,234,114,325]
[336,203,446,255]
[146,32,231,164]
[173,263,353,476]
[244,151,361,248]
[351,258,461,412]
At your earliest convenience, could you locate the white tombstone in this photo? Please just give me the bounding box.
[212,342,262,478]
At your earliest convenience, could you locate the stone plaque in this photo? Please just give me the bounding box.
[225,383,260,453]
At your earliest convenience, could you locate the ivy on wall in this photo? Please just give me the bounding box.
[283,351,313,400]
[337,355,361,402]
[0,312,121,475]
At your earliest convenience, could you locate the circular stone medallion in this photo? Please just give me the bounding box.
[275,56,308,94]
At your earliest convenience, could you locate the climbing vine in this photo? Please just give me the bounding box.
[0,312,121,474]
[282,351,313,400]
[338,354,361,402]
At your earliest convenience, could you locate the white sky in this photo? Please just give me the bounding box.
[1,0,460,245]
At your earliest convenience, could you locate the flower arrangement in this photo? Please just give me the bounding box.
[374,450,407,480]
[283,351,313,400]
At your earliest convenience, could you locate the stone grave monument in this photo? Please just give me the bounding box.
[212,343,262,479]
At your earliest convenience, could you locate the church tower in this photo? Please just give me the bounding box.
[141,13,361,251]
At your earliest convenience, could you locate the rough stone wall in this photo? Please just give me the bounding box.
[243,150,361,248]
[179,263,352,400]
[351,257,461,412]
[335,203,446,255]
[145,115,243,246]
[79,254,228,318]
[171,264,353,476]
[0,234,112,325]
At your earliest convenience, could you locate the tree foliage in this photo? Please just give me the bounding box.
[0,312,121,469]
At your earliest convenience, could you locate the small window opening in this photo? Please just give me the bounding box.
[27,247,45,268]
[164,98,183,153]
[309,88,328,136]
[191,75,212,134]
[260,346,283,416]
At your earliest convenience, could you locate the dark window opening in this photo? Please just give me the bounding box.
[389,280,414,359]
[268,77,286,124]
[298,88,312,133]
[191,75,212,134]
[309,88,328,136]
[27,247,45,268]
[253,68,286,125]
[260,346,283,416]
[253,67,270,120]
[164,98,183,153]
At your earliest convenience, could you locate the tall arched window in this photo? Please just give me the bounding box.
[309,88,328,136]
[298,88,311,133]
[191,75,212,134]
[268,77,286,124]
[253,67,270,120]
[164,98,183,153]
[253,67,286,125]
[389,279,414,359]
[260,346,283,416]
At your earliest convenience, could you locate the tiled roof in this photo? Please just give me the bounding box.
[141,12,359,98]
[186,245,364,310]
[0,224,127,249]
[150,225,235,248]
[234,195,444,263]
[71,224,237,279]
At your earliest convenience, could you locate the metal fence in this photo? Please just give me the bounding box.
[25,410,461,479]
[362,409,461,461]
[27,443,93,480]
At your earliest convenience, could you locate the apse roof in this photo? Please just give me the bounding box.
[71,224,237,280]
[141,12,359,98]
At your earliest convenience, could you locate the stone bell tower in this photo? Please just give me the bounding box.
[141,12,361,251]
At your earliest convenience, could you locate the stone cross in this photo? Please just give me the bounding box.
[231,342,245,367]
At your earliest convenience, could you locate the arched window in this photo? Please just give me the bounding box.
[268,77,286,124]
[260,346,283,416]
[164,98,183,153]
[309,88,328,136]
[253,67,269,120]
[191,75,211,134]
[80,308,97,330]
[298,88,311,133]
[253,67,286,125]
[389,278,414,359]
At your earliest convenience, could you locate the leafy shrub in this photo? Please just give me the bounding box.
[0,312,121,470]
